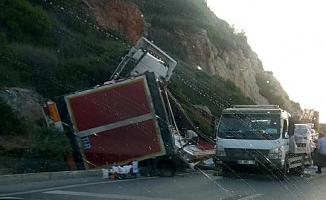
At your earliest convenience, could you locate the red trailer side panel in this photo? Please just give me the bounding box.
[67,79,151,132]
[65,76,166,169]
[83,119,164,168]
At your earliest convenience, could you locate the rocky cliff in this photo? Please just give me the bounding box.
[82,0,301,115]
[84,0,146,44]
[173,28,300,115]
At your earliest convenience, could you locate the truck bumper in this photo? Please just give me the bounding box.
[214,156,283,170]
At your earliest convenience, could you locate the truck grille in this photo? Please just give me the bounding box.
[225,148,269,160]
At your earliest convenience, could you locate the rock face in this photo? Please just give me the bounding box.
[84,0,146,44]
[174,27,300,115]
[174,28,268,105]
[0,88,44,122]
[83,0,300,115]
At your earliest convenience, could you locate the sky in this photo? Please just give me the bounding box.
[206,0,326,123]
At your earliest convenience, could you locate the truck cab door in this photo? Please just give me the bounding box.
[281,118,290,154]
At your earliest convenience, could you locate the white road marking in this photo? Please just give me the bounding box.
[0,177,156,197]
[44,190,175,200]
[238,193,263,200]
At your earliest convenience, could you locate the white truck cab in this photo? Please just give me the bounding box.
[214,105,312,179]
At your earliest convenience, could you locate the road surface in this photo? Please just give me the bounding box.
[1,166,326,200]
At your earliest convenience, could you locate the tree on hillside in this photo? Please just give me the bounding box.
[0,0,51,43]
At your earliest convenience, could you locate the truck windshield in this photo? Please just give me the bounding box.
[217,113,281,140]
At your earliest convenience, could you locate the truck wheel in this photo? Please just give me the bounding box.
[213,157,218,167]
[276,157,289,181]
[291,166,303,176]
[157,159,176,177]
[221,164,234,174]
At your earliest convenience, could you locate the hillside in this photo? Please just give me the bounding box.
[0,0,303,172]
[84,0,301,115]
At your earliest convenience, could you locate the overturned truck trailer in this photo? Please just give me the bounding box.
[64,72,178,171]
[59,37,187,175]
[58,37,215,175]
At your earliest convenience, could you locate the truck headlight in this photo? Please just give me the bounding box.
[216,146,226,157]
[268,147,283,159]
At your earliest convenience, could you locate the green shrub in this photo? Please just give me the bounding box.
[16,126,72,173]
[0,0,51,43]
[0,101,25,136]
[186,108,213,139]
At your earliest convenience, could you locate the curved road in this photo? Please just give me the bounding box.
[1,167,326,200]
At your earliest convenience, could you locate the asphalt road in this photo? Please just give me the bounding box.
[1,166,326,200]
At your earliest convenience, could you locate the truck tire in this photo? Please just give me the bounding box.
[290,166,303,176]
[221,165,230,173]
[157,159,176,177]
[276,156,289,181]
[213,157,218,167]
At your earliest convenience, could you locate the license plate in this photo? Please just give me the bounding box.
[295,147,306,152]
[237,160,255,165]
